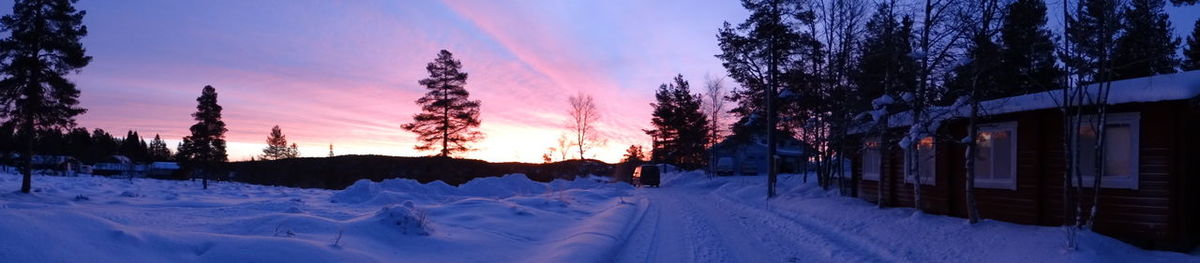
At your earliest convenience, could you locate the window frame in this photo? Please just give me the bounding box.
[1076,112,1140,190]
[973,122,1019,190]
[862,137,881,181]
[903,136,936,185]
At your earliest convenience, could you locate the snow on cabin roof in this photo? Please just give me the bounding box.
[851,70,1200,134]
[980,69,1200,115]
[150,162,180,170]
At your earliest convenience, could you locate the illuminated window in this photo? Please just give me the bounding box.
[974,122,1018,190]
[904,137,936,185]
[1078,112,1140,189]
[863,137,881,181]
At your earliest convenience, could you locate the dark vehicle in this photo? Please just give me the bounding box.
[633,164,660,187]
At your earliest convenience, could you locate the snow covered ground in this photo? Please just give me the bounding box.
[0,170,1195,262]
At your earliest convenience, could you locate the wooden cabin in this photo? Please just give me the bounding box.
[710,132,808,175]
[849,70,1200,250]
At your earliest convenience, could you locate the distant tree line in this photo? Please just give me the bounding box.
[0,127,173,164]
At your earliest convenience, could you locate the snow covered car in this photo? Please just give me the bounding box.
[632,164,660,187]
[715,157,734,176]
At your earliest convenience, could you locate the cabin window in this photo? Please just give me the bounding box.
[904,137,936,185]
[862,137,881,181]
[1078,112,1140,190]
[974,122,1018,190]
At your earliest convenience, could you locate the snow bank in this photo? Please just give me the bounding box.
[0,172,637,262]
[353,201,430,236]
[532,199,647,263]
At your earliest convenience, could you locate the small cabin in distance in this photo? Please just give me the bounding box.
[848,70,1200,250]
[710,131,808,176]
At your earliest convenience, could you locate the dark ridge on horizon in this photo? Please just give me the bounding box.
[220,155,614,190]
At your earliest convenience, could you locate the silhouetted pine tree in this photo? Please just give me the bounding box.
[119,131,149,162]
[64,127,89,160]
[1065,0,1123,83]
[148,134,171,161]
[260,125,298,160]
[997,0,1063,96]
[0,0,91,193]
[622,145,646,163]
[949,36,1004,99]
[716,0,823,196]
[401,50,482,157]
[716,0,822,137]
[645,75,710,170]
[87,129,117,163]
[853,3,918,103]
[1112,0,1180,80]
[1182,19,1200,71]
[177,85,227,189]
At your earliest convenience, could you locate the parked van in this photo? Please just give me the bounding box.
[632,164,660,187]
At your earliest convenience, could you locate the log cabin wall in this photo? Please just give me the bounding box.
[849,100,1199,249]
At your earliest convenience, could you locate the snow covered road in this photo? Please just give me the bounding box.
[615,178,903,263]
[613,172,1198,263]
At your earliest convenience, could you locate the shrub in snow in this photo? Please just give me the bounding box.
[372,201,431,236]
[274,223,296,237]
[73,195,89,201]
[331,229,344,248]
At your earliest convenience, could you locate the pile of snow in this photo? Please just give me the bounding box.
[0,171,637,262]
[358,201,430,236]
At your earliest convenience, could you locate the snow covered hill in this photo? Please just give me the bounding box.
[0,171,1195,262]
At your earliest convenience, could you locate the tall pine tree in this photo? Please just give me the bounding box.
[401,50,482,157]
[177,85,227,189]
[1112,0,1180,80]
[260,125,298,160]
[1181,19,1200,71]
[645,75,710,170]
[622,145,646,163]
[1065,0,1123,83]
[147,134,171,161]
[0,0,91,193]
[717,0,822,196]
[716,0,822,139]
[996,0,1063,97]
[118,130,148,162]
[855,1,918,208]
[853,3,917,104]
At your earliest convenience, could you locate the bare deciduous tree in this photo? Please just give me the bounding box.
[703,74,729,147]
[902,0,966,212]
[567,93,603,159]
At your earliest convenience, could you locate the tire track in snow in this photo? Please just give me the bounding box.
[706,193,921,263]
[615,190,738,263]
[613,197,659,262]
[616,185,919,263]
[663,193,743,263]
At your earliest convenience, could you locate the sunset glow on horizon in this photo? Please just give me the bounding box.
[30,0,750,163]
